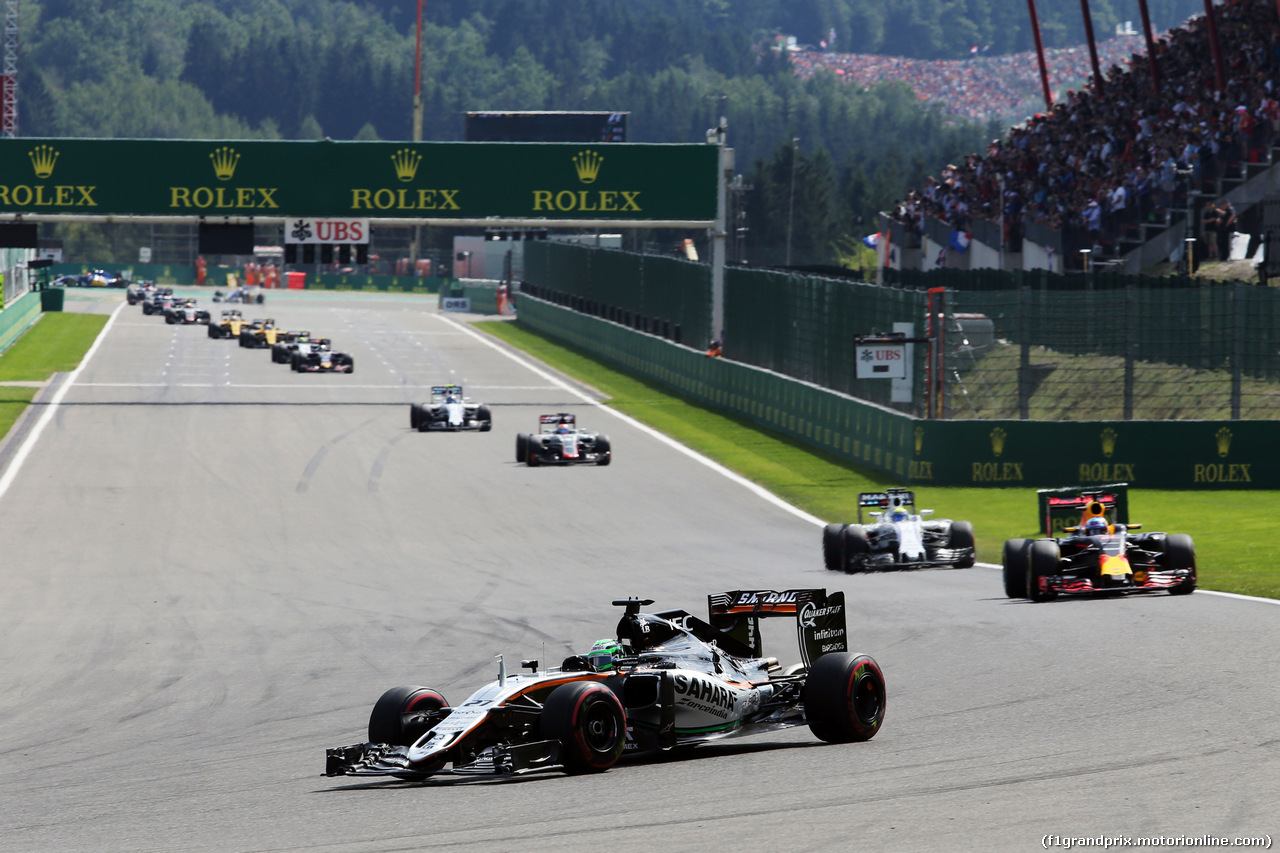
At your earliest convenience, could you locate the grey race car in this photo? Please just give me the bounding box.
[409,385,493,432]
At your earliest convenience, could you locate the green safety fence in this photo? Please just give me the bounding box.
[438,280,507,315]
[0,290,43,354]
[517,293,1280,489]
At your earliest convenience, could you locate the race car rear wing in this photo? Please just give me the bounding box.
[538,413,576,432]
[432,384,463,396]
[857,489,915,523]
[700,589,849,669]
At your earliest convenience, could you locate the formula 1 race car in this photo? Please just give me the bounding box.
[823,489,975,572]
[207,310,248,339]
[516,413,611,466]
[163,298,211,325]
[325,589,885,780]
[140,288,175,315]
[238,318,282,348]
[270,332,313,363]
[125,281,156,305]
[1003,491,1196,601]
[292,340,354,373]
[409,384,492,432]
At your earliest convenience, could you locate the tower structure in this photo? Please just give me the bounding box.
[2,0,16,137]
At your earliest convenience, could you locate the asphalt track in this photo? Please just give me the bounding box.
[0,289,1276,853]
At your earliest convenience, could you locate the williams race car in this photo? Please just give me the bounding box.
[516,413,611,466]
[293,340,354,373]
[1003,491,1196,601]
[409,385,492,432]
[325,589,885,780]
[823,488,975,572]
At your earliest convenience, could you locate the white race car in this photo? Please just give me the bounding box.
[409,385,493,432]
[823,488,975,572]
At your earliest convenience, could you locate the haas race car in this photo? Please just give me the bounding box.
[325,589,885,780]
[823,489,975,572]
[516,413,611,466]
[1004,491,1196,601]
[409,385,493,432]
[163,298,211,325]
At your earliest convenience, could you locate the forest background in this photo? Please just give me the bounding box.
[20,0,1208,267]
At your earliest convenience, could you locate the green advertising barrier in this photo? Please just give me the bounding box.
[517,294,1280,489]
[438,281,505,314]
[0,290,42,354]
[47,263,447,294]
[0,139,717,223]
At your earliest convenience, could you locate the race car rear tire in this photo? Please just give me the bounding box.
[948,520,976,568]
[1027,539,1060,602]
[594,435,611,465]
[1164,533,1197,595]
[477,405,492,432]
[539,681,626,774]
[1003,538,1033,598]
[367,685,450,746]
[822,523,847,571]
[841,525,870,573]
[804,652,885,743]
[515,432,528,463]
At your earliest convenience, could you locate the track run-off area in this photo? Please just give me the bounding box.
[0,289,1276,853]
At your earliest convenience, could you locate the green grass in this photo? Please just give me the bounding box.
[476,319,1280,600]
[0,313,109,380]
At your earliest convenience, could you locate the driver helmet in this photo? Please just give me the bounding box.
[586,639,624,671]
[889,508,910,522]
[557,424,572,434]
[1084,516,1110,535]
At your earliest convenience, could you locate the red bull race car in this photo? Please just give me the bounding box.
[515,413,611,466]
[292,340,354,373]
[1003,490,1197,601]
[325,589,885,780]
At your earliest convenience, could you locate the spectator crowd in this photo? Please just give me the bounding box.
[807,0,1280,268]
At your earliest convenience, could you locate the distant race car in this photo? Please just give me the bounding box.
[325,588,885,781]
[293,340,354,373]
[1003,491,1196,601]
[516,413,611,466]
[207,310,248,339]
[409,385,493,432]
[140,288,175,315]
[163,298,211,325]
[823,488,975,572]
[126,281,156,305]
[270,332,314,364]
[238,318,281,348]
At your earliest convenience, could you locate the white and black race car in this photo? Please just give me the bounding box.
[163,298,211,325]
[325,589,885,780]
[823,488,975,572]
[409,385,492,432]
[516,413,610,466]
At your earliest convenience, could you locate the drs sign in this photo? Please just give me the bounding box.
[855,343,906,379]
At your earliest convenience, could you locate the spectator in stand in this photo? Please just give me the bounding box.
[1217,200,1237,260]
[1201,200,1220,261]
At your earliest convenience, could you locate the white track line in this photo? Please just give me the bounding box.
[435,313,826,527]
[0,300,126,503]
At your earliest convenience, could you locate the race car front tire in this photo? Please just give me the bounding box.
[477,405,492,432]
[367,685,450,746]
[515,432,528,462]
[1003,538,1033,598]
[804,652,886,743]
[822,523,847,571]
[538,681,626,774]
[1027,539,1061,602]
[948,521,976,568]
[208,324,221,339]
[1164,533,1197,595]
[594,435,611,465]
[841,525,870,573]
[410,403,423,430]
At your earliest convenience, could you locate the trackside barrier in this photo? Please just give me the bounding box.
[438,279,503,314]
[0,290,43,355]
[516,294,1280,488]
